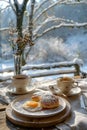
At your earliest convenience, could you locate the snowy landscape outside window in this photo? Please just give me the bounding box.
[0,0,87,80]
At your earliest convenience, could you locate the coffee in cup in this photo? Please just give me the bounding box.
[12,74,31,93]
[57,77,74,95]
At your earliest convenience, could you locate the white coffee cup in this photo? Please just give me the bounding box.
[57,77,74,95]
[12,74,31,93]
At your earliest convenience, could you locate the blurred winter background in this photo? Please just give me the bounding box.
[0,0,87,74]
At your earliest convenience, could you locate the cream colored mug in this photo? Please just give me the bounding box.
[57,77,74,95]
[12,74,31,93]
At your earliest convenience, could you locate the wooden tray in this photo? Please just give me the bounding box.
[6,99,71,128]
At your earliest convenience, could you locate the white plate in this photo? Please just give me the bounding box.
[11,94,66,118]
[68,87,81,96]
[7,85,36,94]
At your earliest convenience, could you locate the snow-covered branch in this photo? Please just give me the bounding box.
[0,27,9,32]
[9,0,16,14]
[0,0,9,4]
[34,0,50,14]
[34,22,87,40]
[34,0,65,23]
[28,0,35,44]
[34,17,77,35]
[33,0,87,23]
[0,5,10,12]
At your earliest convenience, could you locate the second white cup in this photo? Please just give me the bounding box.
[57,77,74,95]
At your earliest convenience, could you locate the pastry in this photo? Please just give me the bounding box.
[41,94,59,109]
[31,95,41,102]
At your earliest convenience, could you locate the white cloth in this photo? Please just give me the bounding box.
[78,78,87,91]
[65,111,87,130]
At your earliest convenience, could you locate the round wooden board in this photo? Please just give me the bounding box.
[6,99,71,128]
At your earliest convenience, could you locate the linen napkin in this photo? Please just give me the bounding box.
[0,87,16,104]
[82,93,87,109]
[0,88,11,104]
[56,124,71,130]
[78,78,87,92]
[77,78,87,109]
[64,111,87,130]
[0,81,17,104]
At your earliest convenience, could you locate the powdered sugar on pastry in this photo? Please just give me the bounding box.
[41,94,59,109]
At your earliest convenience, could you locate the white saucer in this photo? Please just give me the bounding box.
[68,87,81,96]
[7,85,36,95]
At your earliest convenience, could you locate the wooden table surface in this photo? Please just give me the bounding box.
[0,103,61,130]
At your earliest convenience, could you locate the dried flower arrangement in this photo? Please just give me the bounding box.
[9,28,34,55]
[9,27,34,74]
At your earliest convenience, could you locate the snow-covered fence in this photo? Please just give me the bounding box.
[0,61,81,81]
[28,61,81,78]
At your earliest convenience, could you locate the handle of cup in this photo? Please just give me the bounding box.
[73,81,79,88]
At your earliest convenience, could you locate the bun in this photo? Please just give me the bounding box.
[41,94,59,109]
[31,95,41,102]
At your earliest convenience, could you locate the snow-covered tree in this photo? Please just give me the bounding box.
[0,0,87,63]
